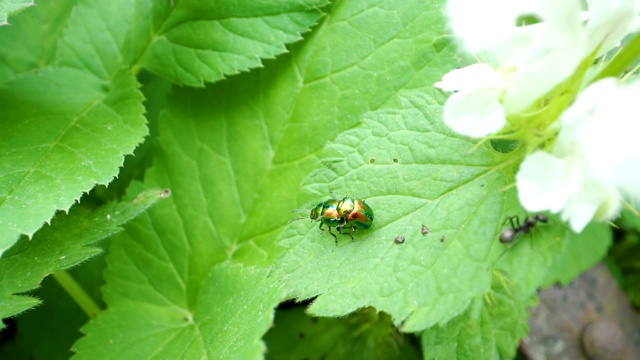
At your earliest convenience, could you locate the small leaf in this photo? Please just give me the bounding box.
[0,68,147,253]
[130,0,328,86]
[264,307,422,360]
[541,222,611,286]
[56,0,135,79]
[0,0,34,25]
[0,257,106,360]
[0,0,74,82]
[0,188,169,326]
[421,277,530,359]
[617,207,640,233]
[73,261,284,359]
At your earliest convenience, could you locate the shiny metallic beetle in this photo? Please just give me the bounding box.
[291,195,374,244]
[290,199,343,243]
[335,196,375,236]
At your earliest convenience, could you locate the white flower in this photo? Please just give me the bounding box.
[516,78,640,232]
[434,64,506,137]
[436,0,640,137]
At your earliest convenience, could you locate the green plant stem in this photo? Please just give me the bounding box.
[53,270,102,319]
[591,32,640,83]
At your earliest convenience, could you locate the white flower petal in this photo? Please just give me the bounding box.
[447,0,584,58]
[516,151,575,212]
[585,0,640,55]
[447,0,518,53]
[442,87,506,137]
[500,0,585,113]
[560,179,617,232]
[503,44,584,114]
[594,189,623,222]
[446,0,588,116]
[550,78,613,157]
[575,79,640,198]
[560,192,600,232]
[434,64,504,92]
[558,78,611,127]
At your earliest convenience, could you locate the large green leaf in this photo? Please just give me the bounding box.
[129,0,328,86]
[0,68,147,253]
[273,89,583,337]
[71,0,455,354]
[0,188,169,325]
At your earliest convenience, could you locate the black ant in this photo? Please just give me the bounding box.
[499,213,548,244]
[490,213,549,268]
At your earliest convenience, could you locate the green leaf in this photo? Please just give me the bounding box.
[541,222,612,286]
[421,277,530,359]
[73,261,284,359]
[274,91,519,331]
[274,90,577,335]
[0,0,76,82]
[0,254,106,360]
[264,307,422,360]
[130,0,328,86]
[110,0,453,269]
[69,0,454,354]
[608,213,640,306]
[618,207,640,232]
[491,214,566,296]
[0,188,169,325]
[0,68,147,253]
[56,0,134,79]
[0,0,34,25]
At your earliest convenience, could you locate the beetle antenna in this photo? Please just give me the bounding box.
[288,217,309,223]
[290,209,309,213]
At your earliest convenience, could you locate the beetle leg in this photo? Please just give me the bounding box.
[349,226,356,241]
[326,226,338,245]
[336,225,354,241]
[327,227,337,239]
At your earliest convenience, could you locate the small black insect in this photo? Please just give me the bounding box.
[490,213,550,268]
[421,224,431,235]
[394,235,405,244]
[499,213,548,244]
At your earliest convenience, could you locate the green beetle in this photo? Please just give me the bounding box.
[291,195,374,244]
[335,196,375,238]
[290,199,344,243]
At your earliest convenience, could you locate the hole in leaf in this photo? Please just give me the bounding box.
[515,14,542,26]
[490,139,519,154]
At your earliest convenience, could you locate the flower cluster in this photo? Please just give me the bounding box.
[435,0,640,232]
